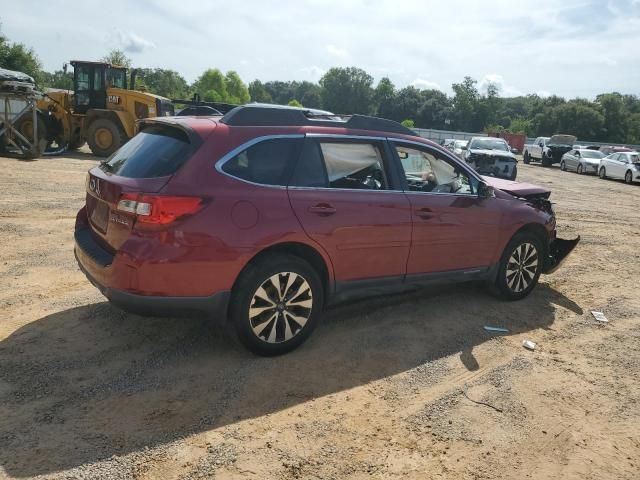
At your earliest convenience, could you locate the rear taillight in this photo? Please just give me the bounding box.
[117,193,204,225]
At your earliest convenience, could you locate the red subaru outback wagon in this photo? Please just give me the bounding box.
[75,105,578,355]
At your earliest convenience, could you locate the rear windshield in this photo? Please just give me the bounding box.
[581,150,604,159]
[100,125,192,178]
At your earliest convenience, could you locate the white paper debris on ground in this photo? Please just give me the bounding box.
[591,311,609,323]
[522,340,537,351]
[483,326,510,333]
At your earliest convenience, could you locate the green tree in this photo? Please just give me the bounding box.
[374,77,396,118]
[295,81,322,109]
[40,69,73,90]
[451,76,480,131]
[194,68,227,102]
[417,89,452,129]
[401,119,415,128]
[137,68,188,98]
[0,31,42,83]
[264,81,296,105]
[248,80,273,103]
[389,86,423,123]
[224,71,250,104]
[101,49,132,68]
[288,99,303,108]
[319,67,374,114]
[508,117,531,135]
[596,93,626,143]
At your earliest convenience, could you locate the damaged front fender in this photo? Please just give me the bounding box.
[543,236,580,274]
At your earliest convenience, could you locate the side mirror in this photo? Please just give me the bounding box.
[478,182,495,199]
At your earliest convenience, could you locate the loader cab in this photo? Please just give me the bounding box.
[71,61,127,114]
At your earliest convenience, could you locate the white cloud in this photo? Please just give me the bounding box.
[479,74,523,97]
[326,44,349,58]
[116,31,155,54]
[536,90,551,98]
[411,78,442,91]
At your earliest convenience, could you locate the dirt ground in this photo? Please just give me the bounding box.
[0,148,639,480]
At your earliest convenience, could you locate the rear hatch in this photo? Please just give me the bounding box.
[548,134,577,146]
[85,123,198,251]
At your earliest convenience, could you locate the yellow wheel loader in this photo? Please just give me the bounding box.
[30,61,174,157]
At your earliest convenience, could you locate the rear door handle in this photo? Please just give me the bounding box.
[415,207,435,219]
[309,203,336,215]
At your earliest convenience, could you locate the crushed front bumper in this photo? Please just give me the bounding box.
[542,236,580,274]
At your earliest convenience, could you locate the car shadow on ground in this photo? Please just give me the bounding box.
[0,282,581,477]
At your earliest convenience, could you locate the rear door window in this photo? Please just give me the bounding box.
[319,141,388,190]
[221,138,302,186]
[100,125,193,178]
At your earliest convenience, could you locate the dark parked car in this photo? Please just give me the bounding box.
[176,105,222,116]
[74,105,578,355]
[464,137,518,180]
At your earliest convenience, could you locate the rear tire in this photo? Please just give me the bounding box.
[493,232,543,301]
[12,114,47,160]
[86,118,125,157]
[599,167,607,179]
[229,255,324,356]
[625,170,633,184]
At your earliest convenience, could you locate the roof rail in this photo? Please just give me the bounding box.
[220,104,415,136]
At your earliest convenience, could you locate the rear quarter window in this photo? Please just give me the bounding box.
[221,138,302,186]
[100,125,193,178]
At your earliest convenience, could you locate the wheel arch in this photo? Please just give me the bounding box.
[232,241,334,309]
[513,223,549,256]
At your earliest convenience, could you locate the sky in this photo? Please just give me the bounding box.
[1,0,639,99]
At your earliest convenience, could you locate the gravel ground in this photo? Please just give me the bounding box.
[0,148,639,479]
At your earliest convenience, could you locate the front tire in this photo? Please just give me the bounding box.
[560,160,566,171]
[523,152,530,164]
[599,167,607,179]
[229,255,324,356]
[509,165,518,180]
[86,118,125,157]
[542,153,551,167]
[625,170,633,184]
[493,233,543,300]
[577,163,584,174]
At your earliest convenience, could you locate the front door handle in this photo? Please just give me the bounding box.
[309,203,336,215]
[415,207,435,219]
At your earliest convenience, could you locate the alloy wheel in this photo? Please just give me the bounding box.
[599,168,606,179]
[249,272,313,343]
[625,171,632,184]
[505,243,538,293]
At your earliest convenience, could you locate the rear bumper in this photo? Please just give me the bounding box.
[542,236,580,274]
[74,229,230,319]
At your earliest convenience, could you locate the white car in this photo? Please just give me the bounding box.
[599,151,640,184]
[450,140,468,158]
[560,149,605,174]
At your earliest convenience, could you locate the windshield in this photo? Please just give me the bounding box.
[101,125,192,178]
[107,68,127,89]
[581,150,604,159]
[470,138,509,151]
[631,154,640,163]
[453,140,468,148]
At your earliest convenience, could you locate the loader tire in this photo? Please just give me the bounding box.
[87,118,125,157]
